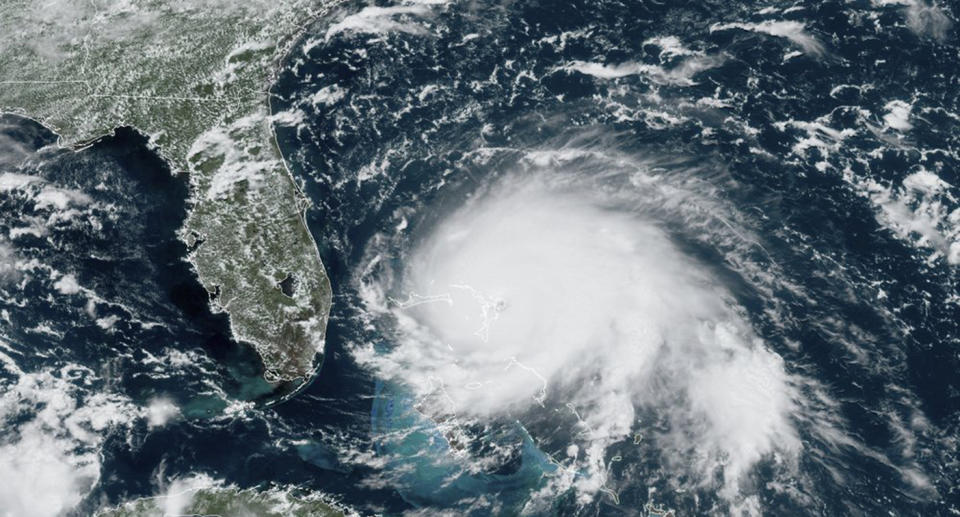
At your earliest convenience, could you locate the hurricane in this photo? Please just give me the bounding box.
[354,150,800,507]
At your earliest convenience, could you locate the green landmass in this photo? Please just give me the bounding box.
[0,0,334,382]
[97,484,348,517]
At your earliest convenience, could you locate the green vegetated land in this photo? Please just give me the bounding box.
[0,0,334,382]
[96,484,348,517]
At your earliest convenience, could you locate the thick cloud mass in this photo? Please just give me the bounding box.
[361,166,801,499]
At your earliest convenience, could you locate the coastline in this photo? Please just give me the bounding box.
[0,1,335,385]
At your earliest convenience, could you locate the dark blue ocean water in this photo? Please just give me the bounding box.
[270,0,960,513]
[1,0,959,515]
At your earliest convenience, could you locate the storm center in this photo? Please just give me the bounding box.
[368,171,801,498]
